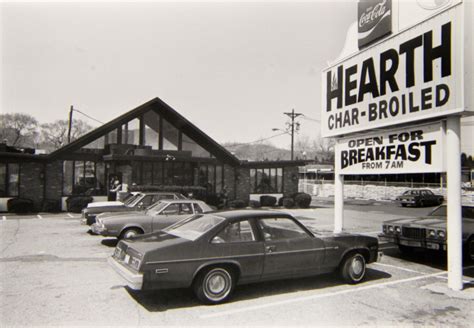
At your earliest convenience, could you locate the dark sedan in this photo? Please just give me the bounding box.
[109,210,380,304]
[379,204,474,257]
[81,192,186,225]
[395,189,444,207]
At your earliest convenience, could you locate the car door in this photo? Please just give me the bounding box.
[257,216,325,280]
[208,219,265,284]
[151,203,193,231]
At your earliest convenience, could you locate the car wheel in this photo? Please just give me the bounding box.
[419,200,424,207]
[119,228,142,240]
[340,252,366,284]
[398,245,414,255]
[401,203,407,207]
[194,266,235,304]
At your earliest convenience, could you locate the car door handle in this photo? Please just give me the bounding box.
[265,245,276,253]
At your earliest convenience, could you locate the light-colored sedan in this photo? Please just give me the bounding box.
[91,199,213,239]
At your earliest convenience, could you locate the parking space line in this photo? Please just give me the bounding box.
[67,213,74,218]
[372,262,429,275]
[199,271,447,319]
[37,214,42,219]
[2,216,6,221]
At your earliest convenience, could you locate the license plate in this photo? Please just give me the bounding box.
[124,254,130,263]
[426,243,440,250]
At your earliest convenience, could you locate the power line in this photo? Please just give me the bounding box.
[225,132,288,148]
[301,114,321,122]
[73,108,104,124]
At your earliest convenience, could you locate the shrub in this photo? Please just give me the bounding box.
[205,193,221,207]
[229,199,247,209]
[294,193,312,208]
[66,196,93,213]
[249,200,261,208]
[7,198,35,213]
[41,199,61,213]
[260,195,277,207]
[282,197,295,208]
[278,197,284,207]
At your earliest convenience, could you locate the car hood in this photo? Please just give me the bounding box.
[88,201,124,208]
[101,212,149,223]
[384,216,447,228]
[99,210,143,219]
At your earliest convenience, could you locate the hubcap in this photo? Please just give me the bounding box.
[208,274,226,294]
[203,269,231,301]
[351,256,364,277]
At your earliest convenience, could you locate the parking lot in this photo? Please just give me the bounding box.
[1,202,473,327]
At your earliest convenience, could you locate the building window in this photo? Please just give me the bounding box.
[182,133,211,158]
[62,160,106,196]
[0,163,20,197]
[143,110,160,149]
[196,163,224,194]
[250,167,283,193]
[162,119,179,150]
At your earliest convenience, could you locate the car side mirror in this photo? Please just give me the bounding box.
[211,236,224,244]
[263,232,272,241]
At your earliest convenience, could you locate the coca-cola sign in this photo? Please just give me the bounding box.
[358,0,392,49]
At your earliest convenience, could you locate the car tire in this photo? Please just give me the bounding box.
[119,228,142,240]
[340,252,366,284]
[194,266,235,304]
[401,204,407,207]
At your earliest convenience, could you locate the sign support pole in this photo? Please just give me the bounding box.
[334,172,344,233]
[446,115,463,291]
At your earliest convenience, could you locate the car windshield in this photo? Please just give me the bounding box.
[124,194,140,206]
[428,206,447,217]
[145,201,169,216]
[163,214,225,241]
[428,205,474,219]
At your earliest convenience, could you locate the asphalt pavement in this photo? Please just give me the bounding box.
[0,203,473,327]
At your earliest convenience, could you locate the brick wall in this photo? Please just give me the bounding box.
[283,166,299,196]
[19,162,45,210]
[45,161,63,201]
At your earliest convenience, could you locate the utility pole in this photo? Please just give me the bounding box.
[283,109,302,160]
[67,105,74,143]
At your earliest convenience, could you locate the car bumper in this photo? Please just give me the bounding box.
[108,257,143,290]
[379,234,446,250]
[91,223,107,235]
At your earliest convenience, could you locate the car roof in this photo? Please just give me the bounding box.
[138,192,183,195]
[160,199,204,204]
[211,209,292,220]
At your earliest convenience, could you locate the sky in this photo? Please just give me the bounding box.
[1,0,473,155]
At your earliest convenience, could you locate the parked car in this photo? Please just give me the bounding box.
[81,192,187,225]
[379,204,474,258]
[108,209,380,304]
[395,189,444,207]
[92,199,213,239]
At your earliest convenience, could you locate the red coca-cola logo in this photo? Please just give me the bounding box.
[359,0,387,29]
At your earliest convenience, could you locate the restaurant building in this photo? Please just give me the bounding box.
[0,98,306,211]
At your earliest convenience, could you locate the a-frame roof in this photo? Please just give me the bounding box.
[48,97,240,166]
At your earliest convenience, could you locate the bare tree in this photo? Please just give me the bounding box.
[40,119,93,151]
[0,113,39,147]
